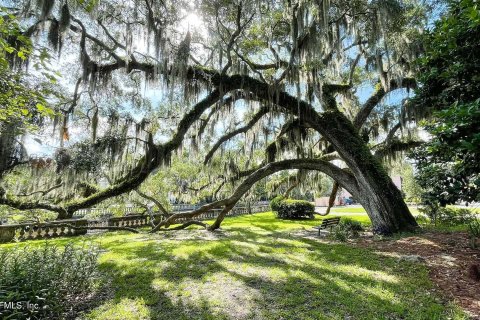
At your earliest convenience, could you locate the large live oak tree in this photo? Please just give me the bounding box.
[0,0,431,233]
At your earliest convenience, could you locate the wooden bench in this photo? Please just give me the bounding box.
[313,217,341,236]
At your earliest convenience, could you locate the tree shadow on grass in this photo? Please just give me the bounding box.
[82,228,460,320]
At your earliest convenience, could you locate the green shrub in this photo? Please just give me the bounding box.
[469,218,480,249]
[330,226,349,242]
[0,242,100,319]
[329,218,364,241]
[469,218,480,237]
[270,195,285,212]
[276,199,314,219]
[419,205,475,226]
[440,208,475,225]
[415,214,430,225]
[339,218,364,232]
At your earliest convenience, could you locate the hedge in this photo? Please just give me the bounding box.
[270,197,315,219]
[270,195,285,212]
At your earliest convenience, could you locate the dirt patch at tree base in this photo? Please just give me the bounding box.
[354,231,480,319]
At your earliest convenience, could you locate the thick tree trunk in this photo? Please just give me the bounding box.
[317,111,418,234]
[343,165,418,234]
[355,179,417,234]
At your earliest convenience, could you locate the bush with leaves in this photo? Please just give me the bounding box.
[0,242,100,319]
[468,218,480,248]
[329,218,364,241]
[418,205,475,226]
[330,226,349,242]
[469,218,480,236]
[269,195,285,212]
[276,199,314,219]
[340,218,364,232]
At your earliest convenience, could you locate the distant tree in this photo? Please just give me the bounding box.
[410,0,480,206]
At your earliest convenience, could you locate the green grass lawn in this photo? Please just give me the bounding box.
[329,205,480,216]
[0,212,466,320]
[329,205,421,216]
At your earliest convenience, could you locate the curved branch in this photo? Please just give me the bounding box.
[385,122,402,144]
[374,140,423,160]
[208,159,358,230]
[134,188,169,216]
[195,90,257,140]
[151,158,358,232]
[16,183,63,197]
[204,106,270,164]
[353,78,416,129]
[0,195,67,217]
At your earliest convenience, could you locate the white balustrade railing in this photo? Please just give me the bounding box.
[0,203,272,243]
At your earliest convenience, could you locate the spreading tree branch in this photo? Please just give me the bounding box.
[354,78,416,129]
[151,158,358,232]
[204,106,270,164]
[134,188,169,216]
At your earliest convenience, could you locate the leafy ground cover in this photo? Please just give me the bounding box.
[0,212,468,319]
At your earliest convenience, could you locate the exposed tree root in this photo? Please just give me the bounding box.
[155,220,209,231]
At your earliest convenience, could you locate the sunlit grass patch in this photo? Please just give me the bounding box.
[85,297,151,320]
[329,205,421,216]
[329,206,368,214]
[214,211,373,230]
